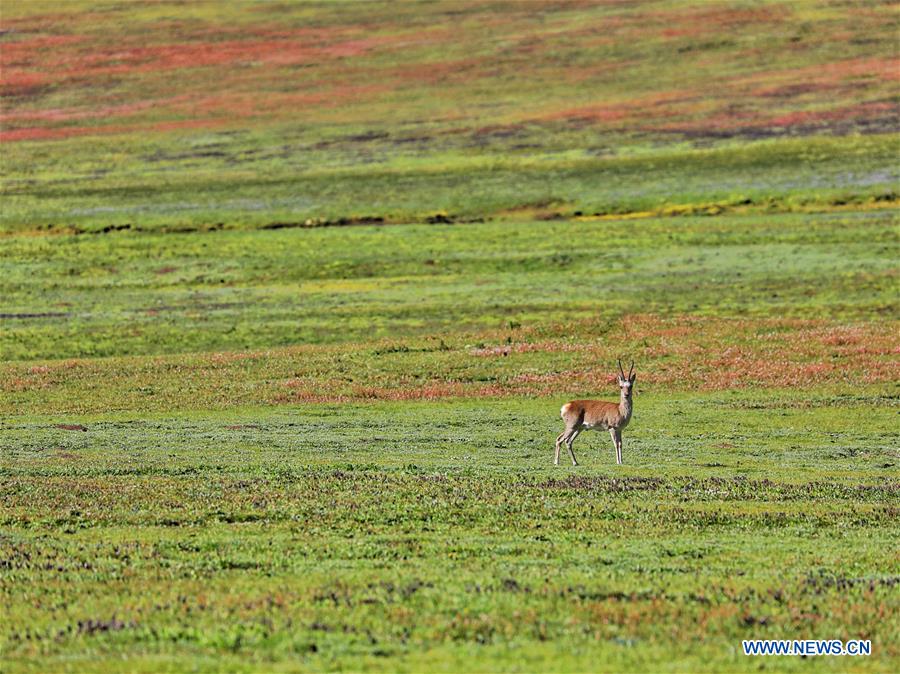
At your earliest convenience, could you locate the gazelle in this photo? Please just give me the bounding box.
[554,360,636,466]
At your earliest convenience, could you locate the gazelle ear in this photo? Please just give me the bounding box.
[630,373,636,384]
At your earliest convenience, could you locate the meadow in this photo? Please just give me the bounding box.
[2,1,899,673]
[2,396,898,673]
[3,209,897,673]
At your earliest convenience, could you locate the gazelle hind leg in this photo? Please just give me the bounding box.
[566,429,581,466]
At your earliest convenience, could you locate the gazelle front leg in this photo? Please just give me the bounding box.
[554,432,567,465]
[609,428,619,464]
[614,429,623,465]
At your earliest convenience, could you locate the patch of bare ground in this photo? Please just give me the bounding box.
[55,424,87,431]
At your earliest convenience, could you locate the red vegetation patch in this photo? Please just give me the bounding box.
[2,97,185,124]
[0,71,51,97]
[541,54,900,135]
[274,316,897,402]
[0,18,414,142]
[2,3,896,145]
[654,5,786,40]
[4,33,390,81]
[746,57,900,86]
[208,351,268,365]
[486,316,893,395]
[765,101,897,128]
[0,118,232,143]
[278,379,470,403]
[653,4,789,29]
[3,360,83,392]
[543,88,702,125]
[0,34,84,54]
[0,82,394,142]
[389,56,486,85]
[1,315,895,412]
[471,341,589,357]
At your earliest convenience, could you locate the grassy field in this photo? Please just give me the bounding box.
[2,209,897,672]
[2,395,898,674]
[2,1,899,673]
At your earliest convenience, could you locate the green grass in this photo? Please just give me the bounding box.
[2,209,898,672]
[2,209,897,361]
[3,395,898,674]
[2,1,899,671]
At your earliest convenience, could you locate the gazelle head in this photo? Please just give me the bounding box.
[616,359,636,397]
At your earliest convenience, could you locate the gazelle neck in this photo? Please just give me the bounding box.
[619,391,632,417]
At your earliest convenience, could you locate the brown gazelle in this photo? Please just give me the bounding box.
[554,360,636,466]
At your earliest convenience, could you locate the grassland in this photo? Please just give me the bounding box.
[2,1,899,673]
[2,302,899,674]
[3,209,897,673]
[2,395,899,674]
